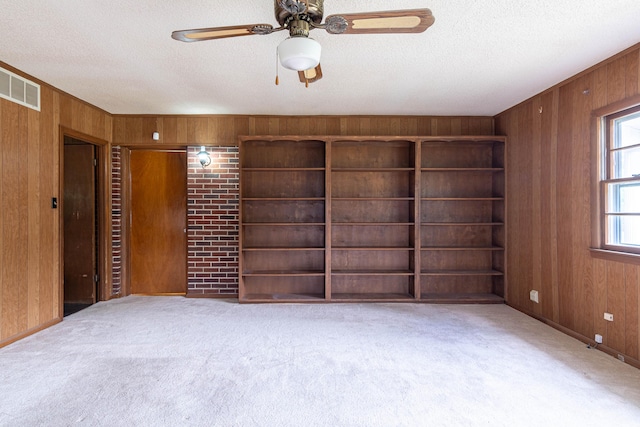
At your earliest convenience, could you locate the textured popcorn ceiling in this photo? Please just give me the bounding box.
[1,0,639,116]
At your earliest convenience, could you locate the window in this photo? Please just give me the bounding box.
[601,105,640,254]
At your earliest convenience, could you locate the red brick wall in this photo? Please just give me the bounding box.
[186,146,240,296]
[111,146,122,296]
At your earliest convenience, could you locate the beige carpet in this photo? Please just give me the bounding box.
[1,296,639,426]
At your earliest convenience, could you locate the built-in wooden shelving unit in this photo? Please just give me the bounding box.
[239,136,506,303]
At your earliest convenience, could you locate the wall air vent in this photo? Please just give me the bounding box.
[0,66,40,111]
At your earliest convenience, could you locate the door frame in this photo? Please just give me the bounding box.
[59,127,111,315]
[121,147,188,296]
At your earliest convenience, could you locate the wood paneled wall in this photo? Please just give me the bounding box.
[113,115,495,146]
[495,44,640,366]
[0,62,112,347]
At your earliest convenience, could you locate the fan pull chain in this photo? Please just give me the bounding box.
[275,49,280,85]
[303,68,310,88]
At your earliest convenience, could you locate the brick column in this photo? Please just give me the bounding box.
[111,146,122,296]
[187,146,239,297]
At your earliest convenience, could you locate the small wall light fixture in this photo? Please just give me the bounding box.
[197,146,211,168]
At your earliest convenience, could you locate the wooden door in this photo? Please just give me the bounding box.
[130,150,187,294]
[64,142,96,304]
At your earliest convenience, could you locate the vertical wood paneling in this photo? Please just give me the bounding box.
[624,51,639,97]
[496,44,640,365]
[40,87,56,322]
[607,262,626,351]
[593,258,609,345]
[504,110,521,305]
[625,265,639,359]
[0,100,3,330]
[310,116,330,134]
[555,82,575,330]
[539,90,559,321]
[341,117,363,135]
[187,117,208,144]
[2,101,27,339]
[417,117,432,135]
[517,104,534,309]
[112,115,495,145]
[606,56,627,104]
[549,88,561,323]
[27,108,40,329]
[572,74,594,338]
[49,90,60,320]
[163,117,177,143]
[0,63,112,347]
[627,266,640,359]
[531,97,543,316]
[592,65,609,110]
[432,118,451,136]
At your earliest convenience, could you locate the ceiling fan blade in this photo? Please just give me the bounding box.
[324,8,434,35]
[298,64,323,86]
[171,24,276,42]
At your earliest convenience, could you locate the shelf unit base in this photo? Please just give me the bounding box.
[240,292,504,304]
[240,293,326,303]
[420,293,504,304]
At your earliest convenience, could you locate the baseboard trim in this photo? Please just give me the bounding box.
[508,303,640,370]
[186,292,239,300]
[0,317,62,349]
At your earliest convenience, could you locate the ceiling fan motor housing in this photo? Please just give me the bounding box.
[275,0,324,26]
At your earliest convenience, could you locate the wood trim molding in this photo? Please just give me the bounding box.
[591,93,640,118]
[589,248,640,266]
[0,318,62,349]
[59,126,113,304]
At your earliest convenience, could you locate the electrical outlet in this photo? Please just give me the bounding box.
[618,354,625,362]
[604,312,614,322]
[595,334,603,344]
[530,290,539,303]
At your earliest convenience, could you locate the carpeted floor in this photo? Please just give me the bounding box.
[1,296,640,426]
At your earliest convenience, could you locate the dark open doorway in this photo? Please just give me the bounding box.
[62,135,102,316]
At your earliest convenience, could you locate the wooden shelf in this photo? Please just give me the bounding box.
[333,197,415,201]
[333,247,415,250]
[239,136,505,303]
[420,293,504,304]
[243,270,325,276]
[421,168,504,172]
[243,222,325,226]
[243,167,325,171]
[421,197,504,201]
[333,222,414,225]
[332,270,414,275]
[421,247,504,251]
[242,247,325,251]
[333,167,414,172]
[421,270,504,276]
[332,293,415,302]
[243,198,325,202]
[421,222,503,226]
[241,293,326,303]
